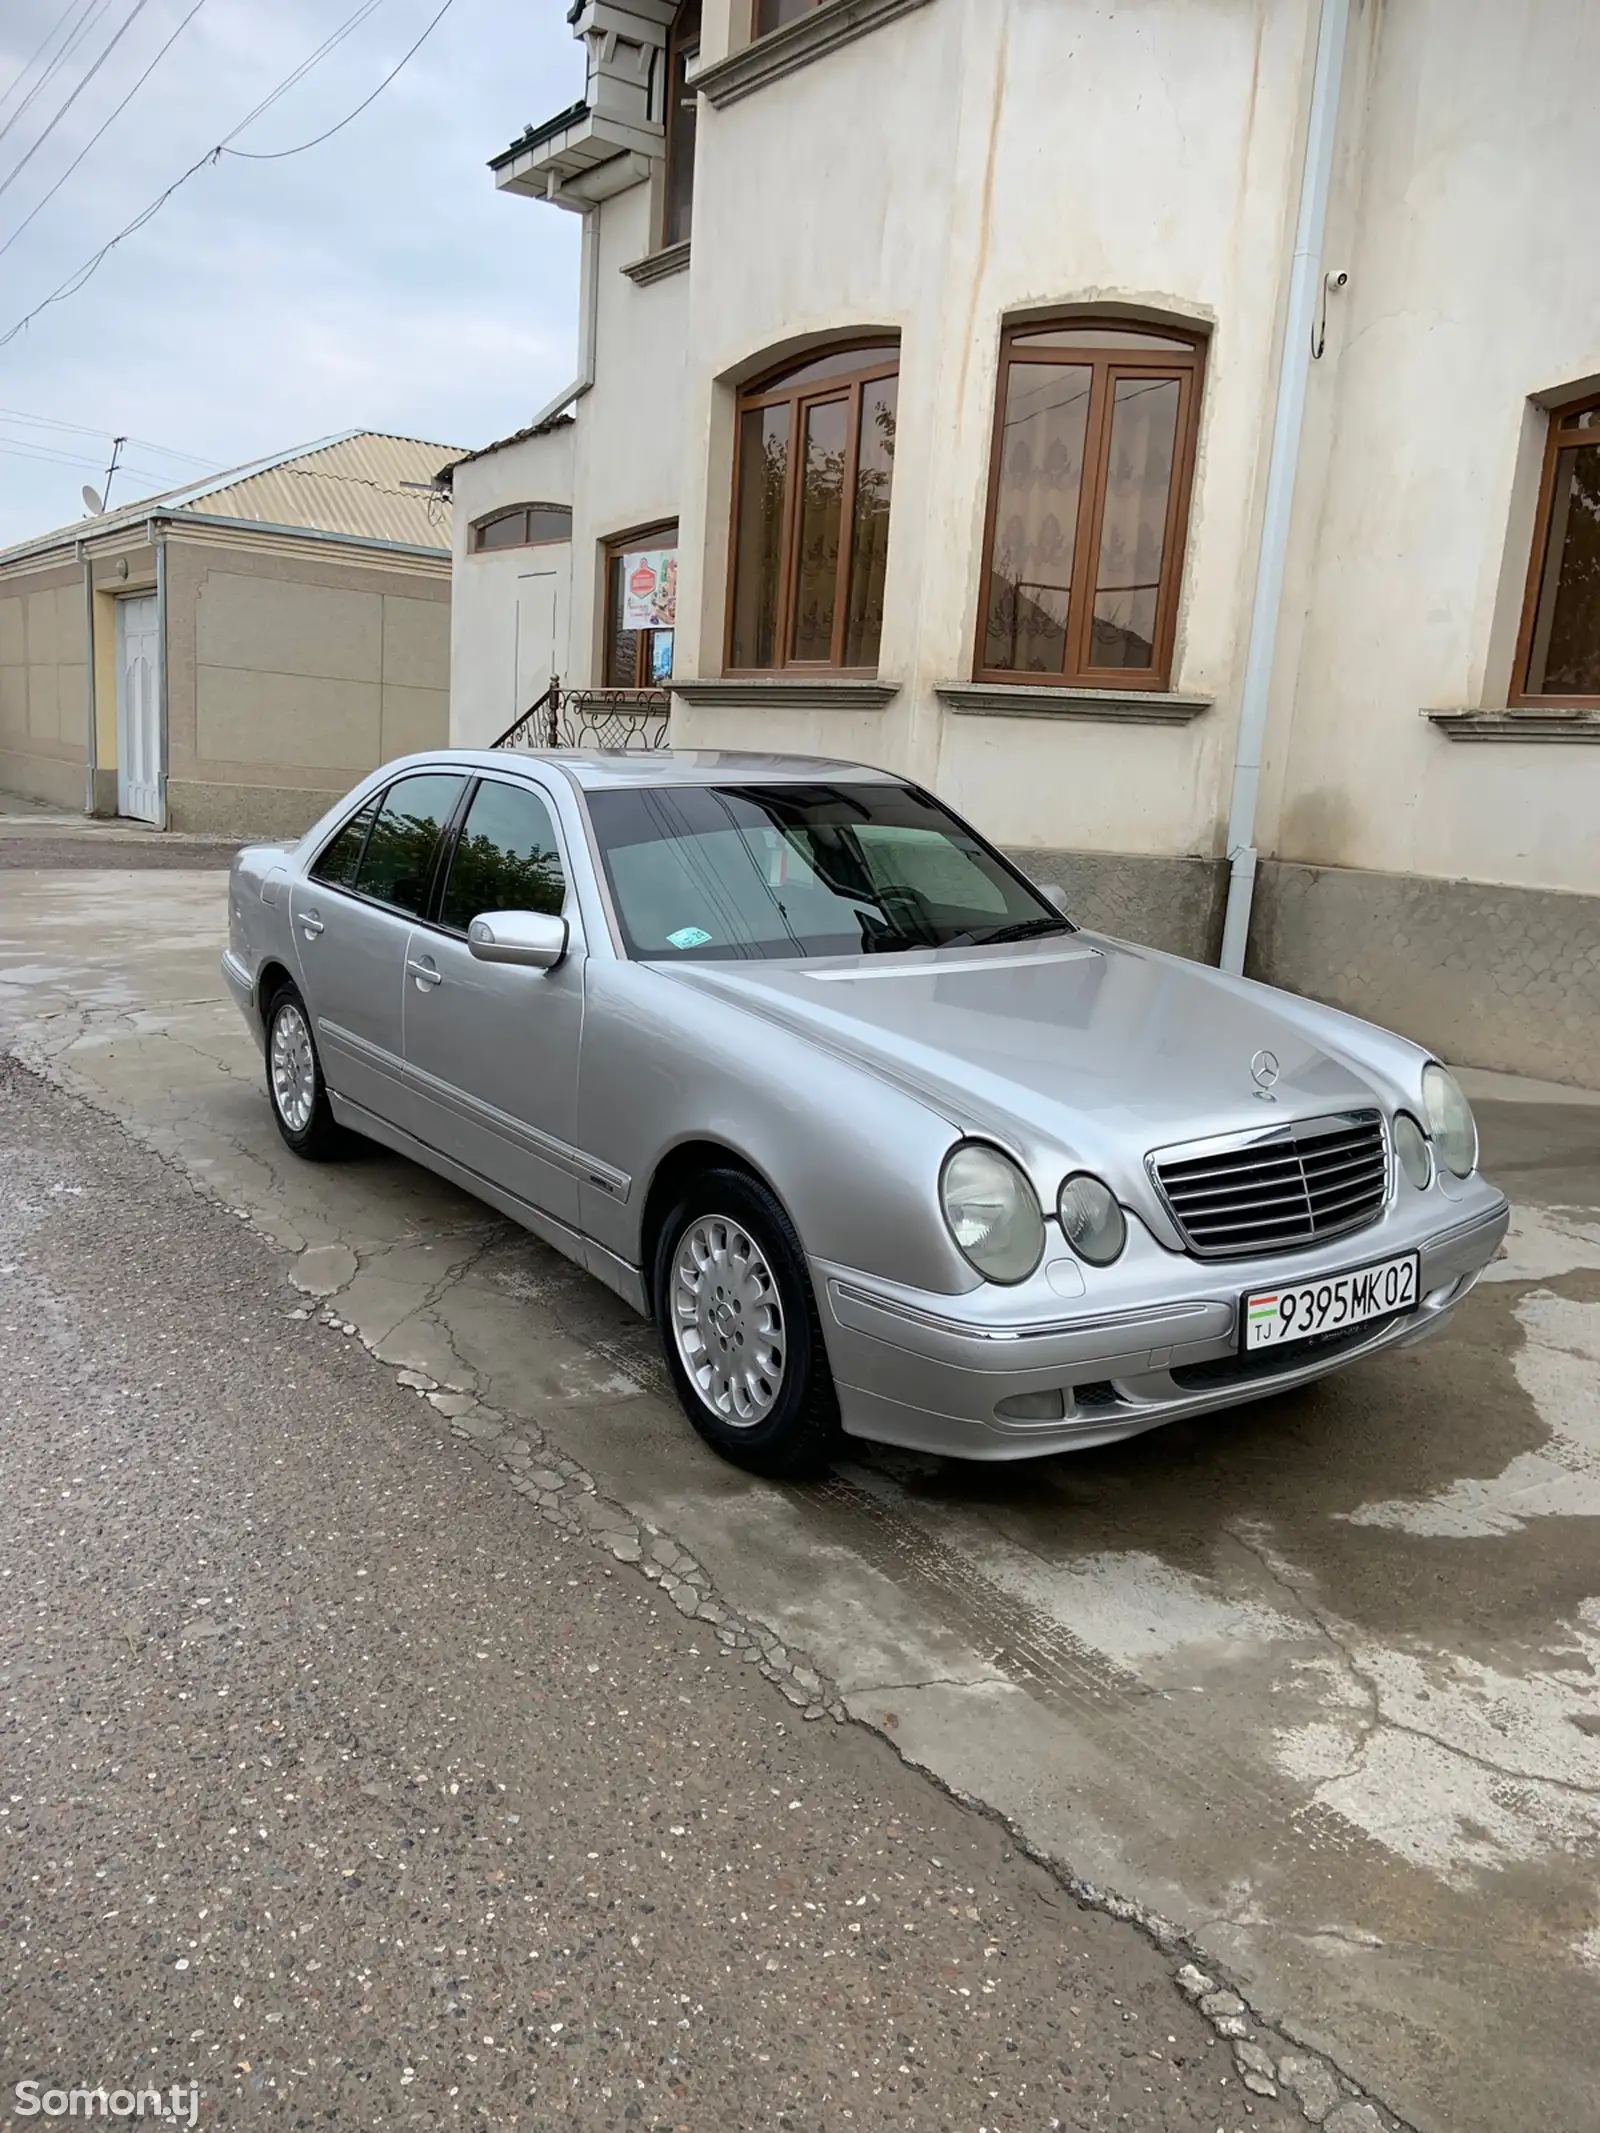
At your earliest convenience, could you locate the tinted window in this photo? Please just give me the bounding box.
[440,779,566,931]
[586,782,1068,963]
[354,773,465,916]
[310,799,377,888]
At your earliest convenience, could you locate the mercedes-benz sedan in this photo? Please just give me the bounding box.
[223,750,1509,1475]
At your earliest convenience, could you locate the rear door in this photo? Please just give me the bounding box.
[289,769,466,1126]
[401,770,585,1232]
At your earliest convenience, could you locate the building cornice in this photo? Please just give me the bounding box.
[692,0,937,109]
[673,677,899,713]
[1425,707,1600,743]
[621,239,691,286]
[937,682,1211,726]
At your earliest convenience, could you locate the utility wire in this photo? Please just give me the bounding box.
[0,0,113,150]
[0,0,405,351]
[0,0,209,259]
[0,0,156,206]
[224,0,456,160]
[0,0,94,115]
[0,405,216,465]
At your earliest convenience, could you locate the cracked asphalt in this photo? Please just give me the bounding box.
[0,1061,1300,2133]
[3,849,1600,2133]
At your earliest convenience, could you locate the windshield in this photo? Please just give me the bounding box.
[585,781,1073,962]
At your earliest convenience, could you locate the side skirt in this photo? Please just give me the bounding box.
[330,1093,650,1317]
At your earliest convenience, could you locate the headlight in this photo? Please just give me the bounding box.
[1392,1112,1432,1191]
[1420,1063,1478,1178]
[1057,1172,1127,1266]
[940,1143,1044,1284]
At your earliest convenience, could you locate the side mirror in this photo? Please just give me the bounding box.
[1038,882,1072,916]
[467,910,568,970]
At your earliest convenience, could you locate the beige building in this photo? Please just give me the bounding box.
[455,0,1600,1085]
[0,430,461,838]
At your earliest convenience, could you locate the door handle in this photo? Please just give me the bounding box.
[407,959,443,990]
[298,912,324,939]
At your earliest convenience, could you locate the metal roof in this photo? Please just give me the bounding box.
[0,430,465,570]
[435,412,575,486]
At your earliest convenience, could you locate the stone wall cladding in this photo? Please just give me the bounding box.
[166,779,341,840]
[1252,860,1600,1087]
[1007,847,1227,963]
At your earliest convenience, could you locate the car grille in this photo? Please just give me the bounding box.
[1150,1110,1389,1260]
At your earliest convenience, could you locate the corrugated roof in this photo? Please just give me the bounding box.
[0,429,466,569]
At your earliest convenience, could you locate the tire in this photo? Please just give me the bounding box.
[263,980,350,1161]
[652,1166,841,1478]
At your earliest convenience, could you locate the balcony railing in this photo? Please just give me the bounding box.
[493,678,671,754]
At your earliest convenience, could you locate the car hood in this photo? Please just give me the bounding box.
[657,932,1415,1190]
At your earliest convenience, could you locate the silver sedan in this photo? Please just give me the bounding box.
[223,750,1509,1475]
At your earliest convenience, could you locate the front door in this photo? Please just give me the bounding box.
[512,570,559,738]
[403,771,583,1230]
[115,593,161,823]
[289,768,467,1127]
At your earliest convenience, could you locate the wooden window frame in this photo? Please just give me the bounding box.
[604,518,679,689]
[973,319,1206,692]
[1510,388,1600,708]
[471,504,573,553]
[724,340,900,677]
[660,0,700,250]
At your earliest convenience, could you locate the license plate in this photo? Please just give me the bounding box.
[1242,1251,1419,1352]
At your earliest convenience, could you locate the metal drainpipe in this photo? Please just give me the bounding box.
[529,199,600,430]
[153,520,170,831]
[1217,0,1350,975]
[78,539,97,816]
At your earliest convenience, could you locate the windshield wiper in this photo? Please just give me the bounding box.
[942,915,1077,949]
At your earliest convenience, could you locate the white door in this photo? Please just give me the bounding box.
[513,571,558,737]
[115,593,161,823]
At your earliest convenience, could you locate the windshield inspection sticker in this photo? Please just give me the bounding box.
[666,926,713,949]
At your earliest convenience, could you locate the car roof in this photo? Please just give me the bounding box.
[428,748,898,791]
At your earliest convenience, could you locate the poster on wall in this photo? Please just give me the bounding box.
[621,548,677,632]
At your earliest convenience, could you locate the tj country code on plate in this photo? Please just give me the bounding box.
[1243,1251,1419,1351]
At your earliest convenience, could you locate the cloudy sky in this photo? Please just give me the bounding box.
[0,0,582,547]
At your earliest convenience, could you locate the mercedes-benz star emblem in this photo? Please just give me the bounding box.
[1250,1048,1281,1099]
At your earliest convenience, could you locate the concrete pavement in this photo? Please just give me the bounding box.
[3,857,1598,2133]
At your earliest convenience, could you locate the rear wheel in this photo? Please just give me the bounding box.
[653,1168,840,1478]
[264,981,349,1160]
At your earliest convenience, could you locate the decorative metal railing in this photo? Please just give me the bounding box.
[492,678,671,754]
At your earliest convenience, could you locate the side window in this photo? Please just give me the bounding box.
[354,773,466,916]
[439,779,566,932]
[309,798,378,888]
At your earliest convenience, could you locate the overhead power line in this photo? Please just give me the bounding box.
[224,0,456,161]
[0,404,216,466]
[0,0,96,116]
[0,0,157,206]
[0,0,209,261]
[0,0,116,156]
[0,0,398,350]
[0,0,459,352]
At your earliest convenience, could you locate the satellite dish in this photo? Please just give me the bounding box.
[81,484,103,515]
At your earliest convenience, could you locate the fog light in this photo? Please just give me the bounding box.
[995,1387,1067,1423]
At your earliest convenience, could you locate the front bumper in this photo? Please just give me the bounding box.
[814,1180,1510,1460]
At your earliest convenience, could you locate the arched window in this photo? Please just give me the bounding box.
[471,504,573,553]
[1513,388,1600,704]
[976,319,1205,689]
[726,340,899,674]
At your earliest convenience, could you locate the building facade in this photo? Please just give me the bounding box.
[0,432,459,838]
[455,0,1599,1083]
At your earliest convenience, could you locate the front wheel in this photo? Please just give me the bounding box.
[264,981,349,1160]
[653,1168,840,1478]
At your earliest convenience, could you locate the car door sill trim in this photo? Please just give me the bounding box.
[330,1094,649,1316]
